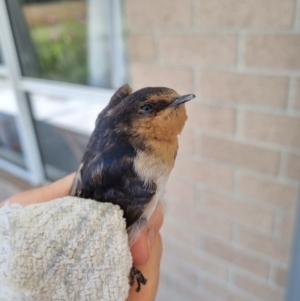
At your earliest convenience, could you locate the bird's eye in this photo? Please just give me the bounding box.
[140,104,153,112]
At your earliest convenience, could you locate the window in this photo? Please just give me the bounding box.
[7,0,126,88]
[0,77,25,167]
[0,0,125,182]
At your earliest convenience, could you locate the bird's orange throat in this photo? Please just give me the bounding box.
[131,105,187,170]
[133,105,187,141]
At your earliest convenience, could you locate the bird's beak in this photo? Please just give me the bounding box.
[169,94,195,107]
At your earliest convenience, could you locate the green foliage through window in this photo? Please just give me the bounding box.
[31,20,87,84]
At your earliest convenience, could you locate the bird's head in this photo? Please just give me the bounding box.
[105,85,195,141]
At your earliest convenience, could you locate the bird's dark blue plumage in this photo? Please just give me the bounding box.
[71,85,157,228]
[74,118,156,227]
[71,84,195,230]
[70,84,195,292]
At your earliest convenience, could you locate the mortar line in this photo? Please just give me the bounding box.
[131,61,300,77]
[286,76,297,112]
[191,0,198,28]
[236,33,245,71]
[127,28,299,35]
[278,150,287,181]
[294,0,300,30]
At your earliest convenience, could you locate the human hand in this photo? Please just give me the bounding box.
[0,174,163,301]
[128,203,163,301]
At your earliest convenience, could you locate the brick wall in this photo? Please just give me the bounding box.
[124,1,300,300]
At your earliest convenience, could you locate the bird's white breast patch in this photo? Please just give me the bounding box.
[133,151,171,221]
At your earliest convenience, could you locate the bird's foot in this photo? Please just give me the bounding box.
[129,266,147,292]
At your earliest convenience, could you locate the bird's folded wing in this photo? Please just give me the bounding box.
[0,197,132,301]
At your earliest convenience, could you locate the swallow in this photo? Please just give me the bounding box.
[70,84,195,292]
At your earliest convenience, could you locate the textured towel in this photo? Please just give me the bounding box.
[0,196,132,301]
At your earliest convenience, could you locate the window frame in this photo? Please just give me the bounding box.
[0,0,125,184]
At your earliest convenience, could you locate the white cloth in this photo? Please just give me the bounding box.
[0,197,132,301]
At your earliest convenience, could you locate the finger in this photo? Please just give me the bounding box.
[130,228,151,266]
[0,173,75,208]
[130,202,164,266]
[130,202,164,265]
[127,233,162,301]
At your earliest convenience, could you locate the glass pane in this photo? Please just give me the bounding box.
[0,78,25,167]
[7,0,116,88]
[29,93,108,180]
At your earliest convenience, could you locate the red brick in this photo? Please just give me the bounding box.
[274,267,288,288]
[236,273,284,301]
[200,136,280,175]
[158,269,171,286]
[162,217,197,245]
[200,71,288,108]
[243,112,300,148]
[173,156,235,191]
[201,191,274,231]
[165,174,195,204]
[128,34,155,61]
[178,127,195,156]
[125,0,192,28]
[204,280,255,301]
[237,228,290,263]
[186,102,235,133]
[198,0,294,29]
[169,200,232,240]
[245,35,300,70]
[204,238,270,278]
[164,239,228,280]
[239,174,298,210]
[161,34,237,67]
[284,153,300,180]
[161,257,197,285]
[156,286,185,301]
[279,216,295,240]
[130,64,194,95]
[177,283,214,301]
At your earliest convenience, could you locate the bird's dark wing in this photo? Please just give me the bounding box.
[71,123,156,228]
[71,84,133,201]
[95,84,132,126]
[107,84,132,109]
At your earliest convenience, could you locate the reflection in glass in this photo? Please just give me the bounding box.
[29,93,108,180]
[7,0,118,88]
[0,78,25,167]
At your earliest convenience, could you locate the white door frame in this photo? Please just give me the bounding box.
[0,0,123,185]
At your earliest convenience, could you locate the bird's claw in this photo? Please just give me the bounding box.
[129,266,147,292]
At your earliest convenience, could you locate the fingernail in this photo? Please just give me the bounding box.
[147,227,156,249]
